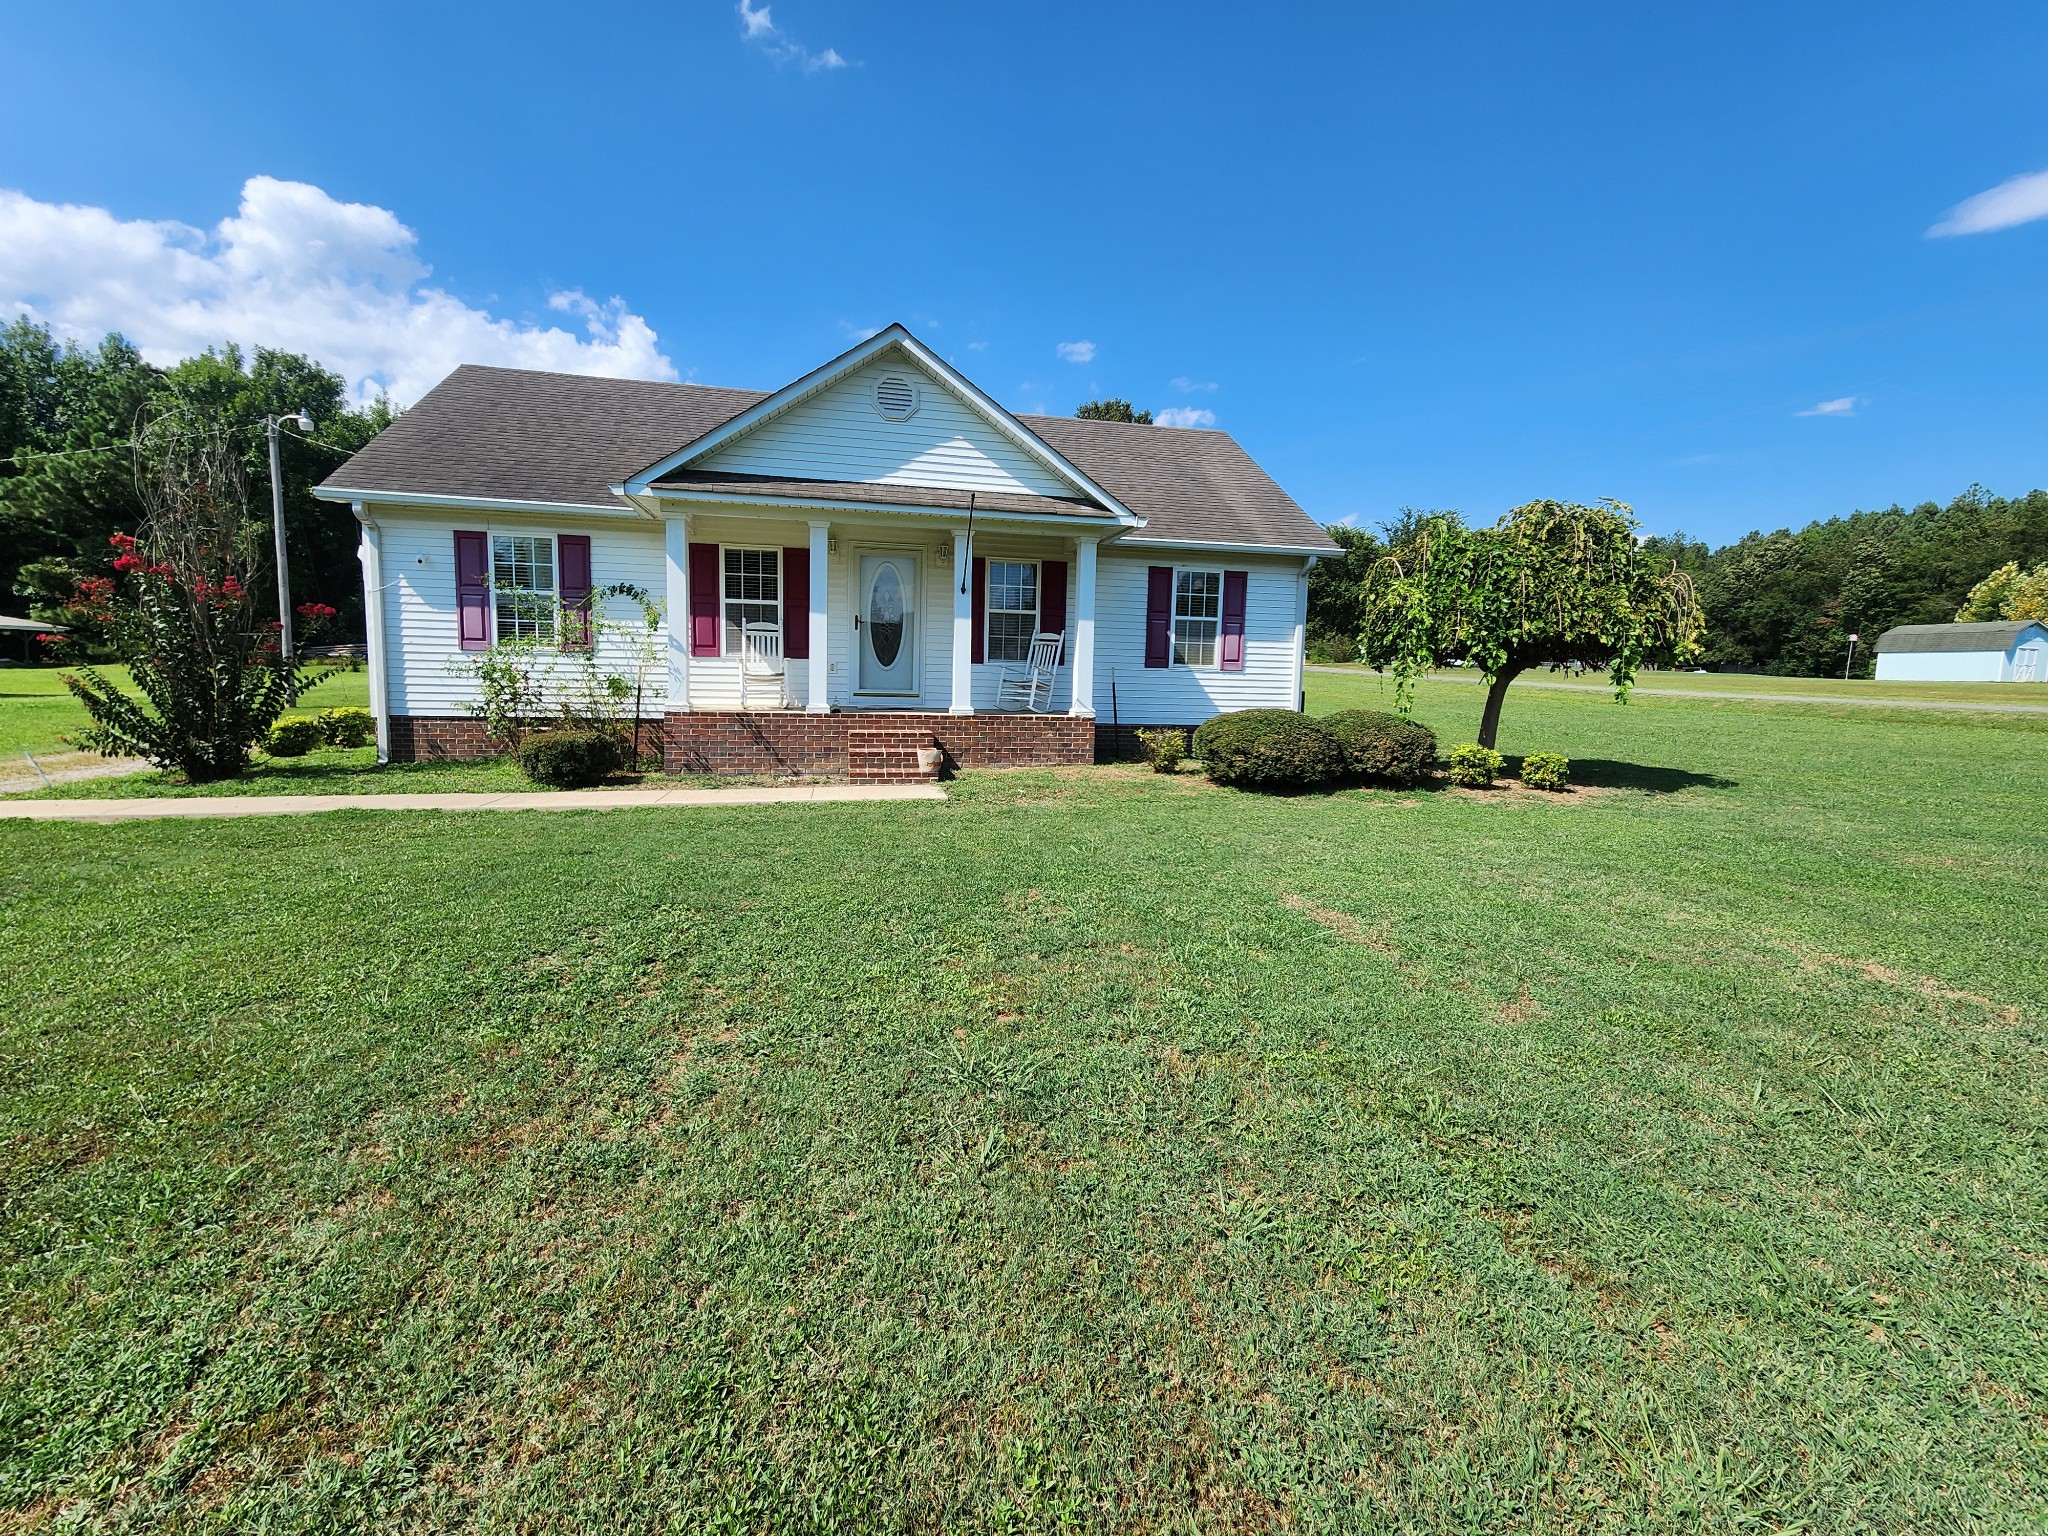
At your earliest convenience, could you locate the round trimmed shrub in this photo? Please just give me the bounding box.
[318,707,374,748]
[517,730,624,788]
[1520,750,1570,791]
[1322,710,1437,785]
[1447,743,1504,788]
[263,716,325,757]
[1192,710,1347,792]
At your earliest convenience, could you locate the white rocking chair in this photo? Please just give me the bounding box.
[738,621,787,710]
[996,631,1064,713]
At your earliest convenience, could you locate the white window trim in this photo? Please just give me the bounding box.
[491,530,559,644]
[1171,565,1224,671]
[982,557,1042,666]
[718,544,783,658]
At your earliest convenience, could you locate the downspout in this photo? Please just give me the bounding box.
[354,502,391,764]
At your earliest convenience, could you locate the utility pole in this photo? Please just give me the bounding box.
[266,410,314,663]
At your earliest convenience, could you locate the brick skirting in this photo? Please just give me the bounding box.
[386,716,666,763]
[661,711,1094,776]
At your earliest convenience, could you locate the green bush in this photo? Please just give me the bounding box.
[1134,726,1187,774]
[1447,743,1504,788]
[1192,710,1347,792]
[517,730,623,788]
[318,707,374,748]
[263,717,325,758]
[1520,750,1570,791]
[1322,710,1437,785]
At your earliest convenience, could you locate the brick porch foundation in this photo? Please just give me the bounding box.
[661,711,1094,776]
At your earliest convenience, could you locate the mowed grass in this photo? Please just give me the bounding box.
[1,680,2044,1532]
[1314,663,2048,707]
[0,667,369,760]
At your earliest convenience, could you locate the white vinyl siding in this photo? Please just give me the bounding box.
[373,511,667,718]
[1093,553,1306,721]
[696,358,1077,498]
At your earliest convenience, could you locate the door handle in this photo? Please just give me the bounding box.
[854,614,862,629]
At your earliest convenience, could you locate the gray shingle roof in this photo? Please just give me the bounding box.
[319,364,1337,552]
[1874,620,2048,653]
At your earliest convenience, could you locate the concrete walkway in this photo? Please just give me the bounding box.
[0,782,947,823]
[1304,666,2048,714]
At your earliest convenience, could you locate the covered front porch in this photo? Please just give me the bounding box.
[658,502,1102,727]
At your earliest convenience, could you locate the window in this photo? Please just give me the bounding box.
[723,547,780,653]
[1173,568,1222,668]
[985,559,1040,663]
[492,534,555,641]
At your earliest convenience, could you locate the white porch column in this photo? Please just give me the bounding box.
[1069,536,1098,718]
[949,524,975,715]
[353,504,390,763]
[807,520,830,712]
[663,511,691,712]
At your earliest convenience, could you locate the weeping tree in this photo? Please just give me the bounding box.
[61,405,330,780]
[1361,499,1705,749]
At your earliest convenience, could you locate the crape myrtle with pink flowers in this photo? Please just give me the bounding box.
[57,408,337,781]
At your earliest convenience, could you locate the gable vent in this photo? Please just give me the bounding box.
[872,374,920,422]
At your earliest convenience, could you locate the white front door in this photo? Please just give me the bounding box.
[856,552,919,696]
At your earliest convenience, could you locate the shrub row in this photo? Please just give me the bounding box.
[1191,709,1438,792]
[262,706,374,757]
[1445,745,1572,790]
[517,730,624,788]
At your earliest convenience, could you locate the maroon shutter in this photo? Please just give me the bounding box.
[782,547,810,660]
[1144,565,1173,668]
[1220,569,1248,672]
[688,542,721,656]
[1040,559,1068,662]
[558,534,592,649]
[971,555,987,664]
[454,530,490,650]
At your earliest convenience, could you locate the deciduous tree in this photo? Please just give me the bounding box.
[1360,499,1705,749]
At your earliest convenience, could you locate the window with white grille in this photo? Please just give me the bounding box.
[1173,569,1222,668]
[723,548,780,654]
[492,534,556,641]
[985,560,1040,663]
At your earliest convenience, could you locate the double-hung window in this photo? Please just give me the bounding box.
[985,559,1040,663]
[493,534,556,642]
[723,548,780,653]
[1173,569,1222,668]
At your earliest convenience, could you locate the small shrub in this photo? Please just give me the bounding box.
[1447,743,1504,788]
[1520,750,1570,791]
[517,730,623,788]
[1321,710,1437,785]
[1192,710,1346,792]
[1135,727,1187,774]
[318,707,374,748]
[264,717,325,757]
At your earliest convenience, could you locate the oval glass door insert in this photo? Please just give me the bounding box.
[868,563,904,667]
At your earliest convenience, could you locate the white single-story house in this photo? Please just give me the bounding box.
[1873,620,2048,683]
[314,325,1338,778]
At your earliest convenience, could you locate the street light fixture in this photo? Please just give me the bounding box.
[1843,631,1859,681]
[266,410,315,665]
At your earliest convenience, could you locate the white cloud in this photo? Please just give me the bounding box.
[0,177,675,406]
[1170,376,1218,393]
[1796,397,1858,418]
[736,0,849,73]
[837,319,882,342]
[1156,406,1217,429]
[1928,169,2048,237]
[965,340,988,351]
[1056,339,1095,363]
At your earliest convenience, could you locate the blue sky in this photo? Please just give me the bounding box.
[4,1,2047,545]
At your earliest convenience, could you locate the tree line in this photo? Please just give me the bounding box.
[1310,487,2048,676]
[0,318,392,643]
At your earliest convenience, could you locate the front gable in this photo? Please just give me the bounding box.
[621,326,1136,522]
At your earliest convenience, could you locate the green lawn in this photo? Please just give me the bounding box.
[2,681,2044,1531]
[1314,662,2048,707]
[0,666,369,760]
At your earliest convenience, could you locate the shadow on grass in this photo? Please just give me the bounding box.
[1564,758,1736,794]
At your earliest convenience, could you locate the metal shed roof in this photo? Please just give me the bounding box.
[1873,620,2048,654]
